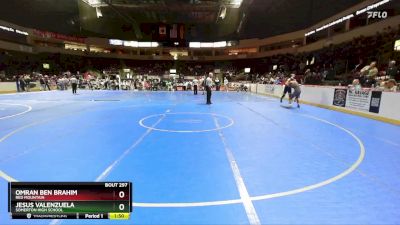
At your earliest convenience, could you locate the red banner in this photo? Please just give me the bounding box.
[33,30,86,43]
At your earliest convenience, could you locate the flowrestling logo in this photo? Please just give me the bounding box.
[367,11,388,19]
[305,0,392,36]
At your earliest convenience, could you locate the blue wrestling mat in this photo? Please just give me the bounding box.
[0,90,399,225]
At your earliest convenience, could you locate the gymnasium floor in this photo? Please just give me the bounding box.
[0,90,399,225]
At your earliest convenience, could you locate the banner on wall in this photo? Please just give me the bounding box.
[33,30,85,43]
[333,88,347,107]
[333,89,382,114]
[346,89,372,112]
[369,91,382,113]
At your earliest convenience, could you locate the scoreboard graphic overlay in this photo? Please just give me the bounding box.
[9,182,132,220]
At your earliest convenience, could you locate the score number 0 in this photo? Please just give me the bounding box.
[118,191,126,211]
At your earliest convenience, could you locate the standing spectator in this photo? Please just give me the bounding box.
[44,76,51,90]
[15,75,21,92]
[200,76,206,95]
[224,77,229,92]
[115,80,120,90]
[192,77,198,95]
[58,77,64,90]
[24,75,31,92]
[326,64,336,80]
[87,79,94,90]
[63,77,69,90]
[215,77,221,91]
[105,77,109,90]
[20,76,26,92]
[70,76,78,94]
[386,60,398,80]
[39,76,46,91]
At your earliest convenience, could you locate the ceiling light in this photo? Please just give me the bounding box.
[219,6,227,19]
[81,0,104,7]
[96,7,103,18]
[231,0,243,8]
